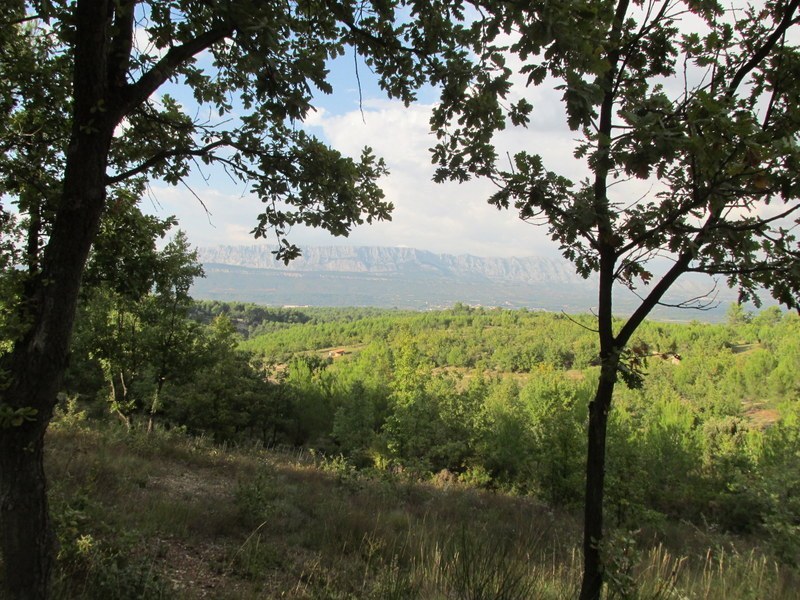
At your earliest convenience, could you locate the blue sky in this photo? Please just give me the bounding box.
[142,47,581,258]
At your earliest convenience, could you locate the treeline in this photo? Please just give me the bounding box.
[189,300,413,339]
[62,291,800,565]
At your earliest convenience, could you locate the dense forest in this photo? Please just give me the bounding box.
[61,291,800,572]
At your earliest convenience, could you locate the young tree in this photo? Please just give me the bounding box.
[76,199,182,426]
[144,230,205,431]
[427,1,800,598]
[0,2,456,596]
[76,212,204,429]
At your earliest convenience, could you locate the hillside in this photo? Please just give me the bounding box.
[193,245,736,318]
[45,301,800,598]
[45,421,798,599]
[198,246,584,282]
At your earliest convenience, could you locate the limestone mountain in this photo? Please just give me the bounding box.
[192,245,734,319]
[197,245,585,284]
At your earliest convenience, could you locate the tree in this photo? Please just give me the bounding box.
[75,212,204,429]
[75,199,183,426]
[0,2,455,596]
[165,315,279,443]
[726,302,753,327]
[427,1,800,598]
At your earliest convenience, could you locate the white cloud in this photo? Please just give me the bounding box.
[142,96,579,259]
[142,183,262,248]
[303,99,573,257]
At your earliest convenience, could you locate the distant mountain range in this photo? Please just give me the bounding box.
[198,245,586,283]
[192,245,736,320]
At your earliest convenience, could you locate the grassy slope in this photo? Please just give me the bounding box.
[43,421,798,600]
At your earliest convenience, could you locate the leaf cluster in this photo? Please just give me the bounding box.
[1,1,473,268]
[427,0,800,312]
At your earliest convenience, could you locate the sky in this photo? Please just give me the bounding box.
[142,46,587,259]
[139,5,785,266]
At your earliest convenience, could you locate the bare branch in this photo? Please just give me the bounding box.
[2,14,43,26]
[561,310,600,333]
[627,279,721,310]
[105,140,228,185]
[178,177,213,224]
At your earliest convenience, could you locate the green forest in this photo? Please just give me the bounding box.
[5,1,800,598]
[43,268,800,596]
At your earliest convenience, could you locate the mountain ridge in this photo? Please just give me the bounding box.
[197,245,586,284]
[192,245,736,320]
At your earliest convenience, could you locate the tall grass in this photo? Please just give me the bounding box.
[40,422,798,599]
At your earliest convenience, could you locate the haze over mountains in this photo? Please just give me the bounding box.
[199,245,585,282]
[193,245,736,320]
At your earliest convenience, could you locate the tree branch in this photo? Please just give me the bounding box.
[615,248,694,347]
[725,0,800,99]
[628,280,720,310]
[106,140,228,185]
[688,256,800,276]
[118,25,234,118]
[561,310,600,333]
[2,14,42,27]
[707,204,800,232]
[615,205,724,347]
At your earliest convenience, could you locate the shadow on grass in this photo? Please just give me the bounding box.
[41,422,798,599]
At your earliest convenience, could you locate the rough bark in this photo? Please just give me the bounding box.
[0,415,55,600]
[0,2,116,597]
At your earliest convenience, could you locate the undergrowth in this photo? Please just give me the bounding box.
[37,419,799,599]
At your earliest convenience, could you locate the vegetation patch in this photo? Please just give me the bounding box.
[43,421,798,598]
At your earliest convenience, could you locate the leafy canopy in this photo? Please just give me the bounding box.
[430,0,800,313]
[0,0,470,267]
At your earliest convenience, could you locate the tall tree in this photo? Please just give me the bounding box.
[144,229,205,431]
[0,1,455,597]
[427,1,800,598]
[77,199,180,426]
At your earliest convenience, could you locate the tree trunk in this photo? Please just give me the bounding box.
[147,379,165,434]
[1,155,112,599]
[579,363,617,600]
[0,5,117,595]
[0,421,55,600]
[1,179,112,598]
[578,238,618,600]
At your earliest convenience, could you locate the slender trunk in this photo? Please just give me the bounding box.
[579,227,618,599]
[147,378,165,434]
[579,363,617,600]
[119,370,128,406]
[108,372,130,429]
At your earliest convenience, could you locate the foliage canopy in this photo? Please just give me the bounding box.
[0,2,464,597]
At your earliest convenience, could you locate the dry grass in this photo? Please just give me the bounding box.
[43,422,798,599]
